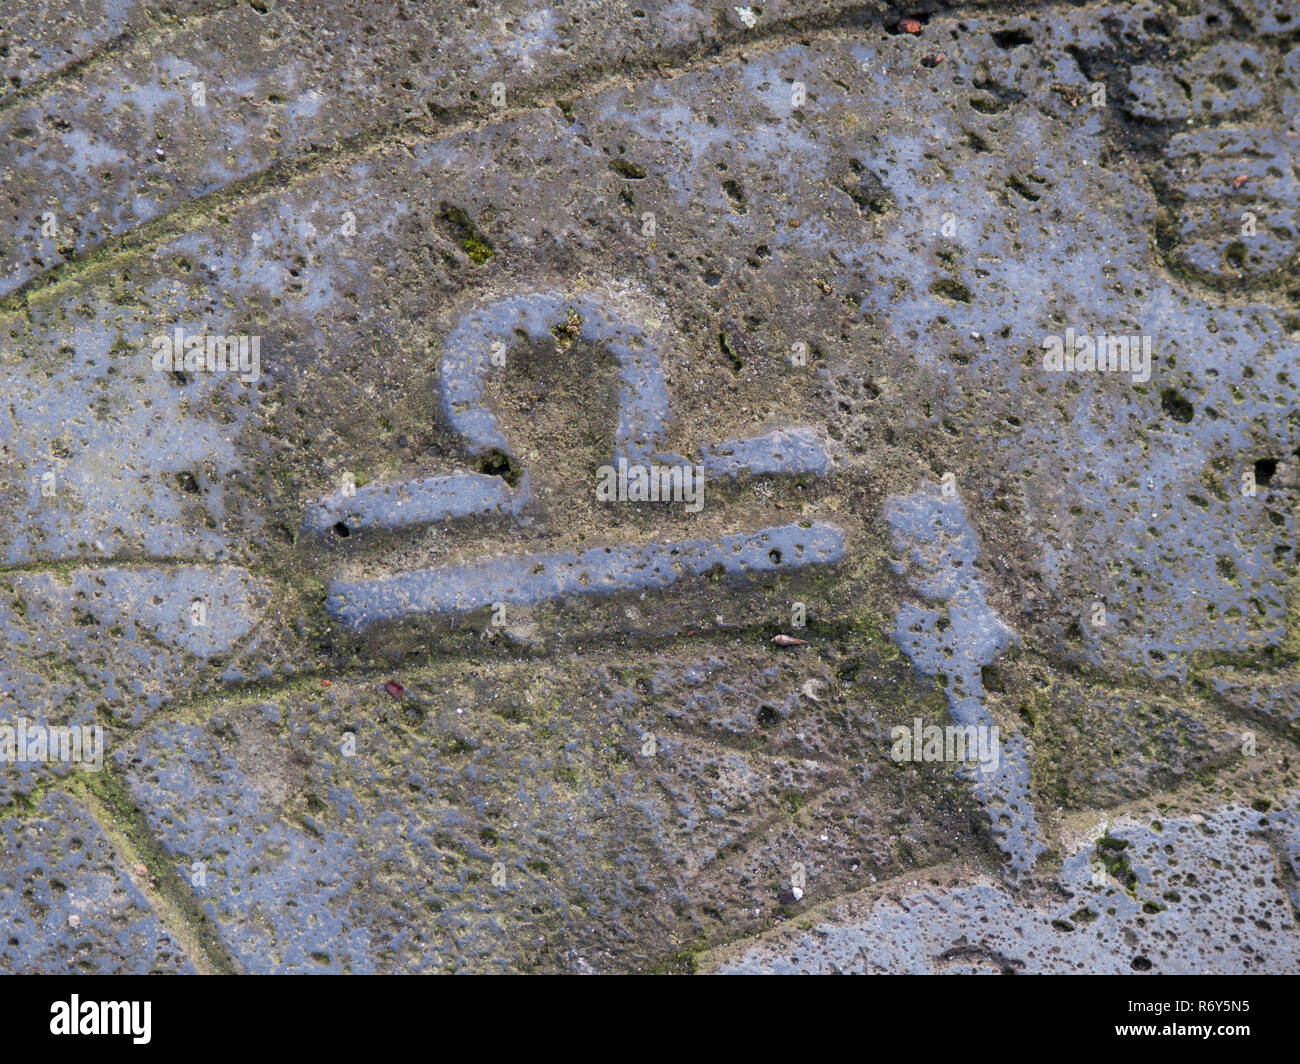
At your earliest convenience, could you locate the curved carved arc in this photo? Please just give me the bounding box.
[439,290,674,466]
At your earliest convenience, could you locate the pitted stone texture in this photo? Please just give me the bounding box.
[1198,665,1300,736]
[1021,672,1243,810]
[0,564,269,802]
[1109,0,1300,297]
[116,681,677,973]
[4,14,1293,673]
[699,427,831,479]
[0,790,193,973]
[1157,127,1300,290]
[609,645,987,916]
[302,472,527,537]
[0,646,92,804]
[441,289,674,465]
[563,7,1295,681]
[1235,0,1299,35]
[117,718,371,974]
[0,0,222,104]
[0,0,858,295]
[885,486,1042,876]
[9,1,1284,686]
[9,564,269,659]
[327,521,844,631]
[4,0,1298,974]
[1264,805,1300,913]
[1,564,269,721]
[0,306,260,565]
[114,640,979,972]
[710,799,1300,973]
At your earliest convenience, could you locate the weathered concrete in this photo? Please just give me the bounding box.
[2,0,1297,972]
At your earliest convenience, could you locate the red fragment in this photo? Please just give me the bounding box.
[1232,174,1249,189]
[384,680,405,699]
[772,634,810,647]
[900,17,922,34]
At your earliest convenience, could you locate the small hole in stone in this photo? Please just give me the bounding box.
[1160,388,1194,423]
[478,449,522,487]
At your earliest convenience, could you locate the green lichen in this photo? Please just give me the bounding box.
[1095,832,1138,897]
[439,206,494,264]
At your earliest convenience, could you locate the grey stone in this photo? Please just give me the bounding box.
[4,0,1298,974]
[327,521,844,631]
[0,789,193,973]
[710,799,1300,973]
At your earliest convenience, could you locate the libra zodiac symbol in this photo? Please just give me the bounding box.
[301,288,846,633]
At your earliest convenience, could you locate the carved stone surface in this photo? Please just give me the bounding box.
[2,0,1297,973]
